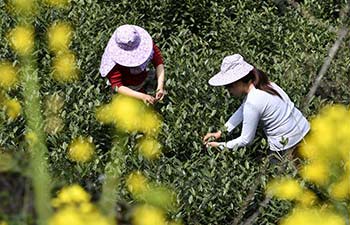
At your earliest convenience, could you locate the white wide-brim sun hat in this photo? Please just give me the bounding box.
[209,54,254,86]
[99,24,153,77]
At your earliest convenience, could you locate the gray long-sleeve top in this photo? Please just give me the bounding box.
[219,83,310,151]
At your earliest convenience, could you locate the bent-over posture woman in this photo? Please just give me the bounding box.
[203,54,310,159]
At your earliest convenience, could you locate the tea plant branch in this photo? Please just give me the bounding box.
[302,0,350,109]
[303,26,348,109]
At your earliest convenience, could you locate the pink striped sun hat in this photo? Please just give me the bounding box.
[100,24,153,77]
[209,54,254,86]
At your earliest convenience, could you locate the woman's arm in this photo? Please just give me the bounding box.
[203,104,243,144]
[118,86,156,104]
[155,64,165,101]
[211,103,260,149]
[107,67,156,104]
[225,104,243,133]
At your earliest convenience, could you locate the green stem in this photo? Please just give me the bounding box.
[21,56,52,225]
[99,131,128,218]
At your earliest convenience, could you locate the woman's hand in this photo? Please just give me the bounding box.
[206,142,220,147]
[202,131,222,144]
[155,88,165,101]
[142,94,156,105]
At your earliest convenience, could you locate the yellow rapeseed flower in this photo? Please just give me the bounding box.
[48,22,72,52]
[8,25,34,55]
[329,176,350,200]
[26,131,38,146]
[52,52,78,82]
[44,0,70,8]
[296,190,317,206]
[8,0,37,15]
[133,205,166,225]
[45,116,64,135]
[112,95,145,132]
[96,94,162,134]
[3,98,21,120]
[141,111,162,135]
[44,94,64,115]
[280,207,346,225]
[53,52,78,82]
[52,184,90,207]
[138,137,162,160]
[49,205,112,225]
[95,103,115,124]
[50,185,113,225]
[0,62,18,89]
[266,177,303,200]
[126,171,149,195]
[302,105,350,162]
[68,137,95,163]
[301,160,329,186]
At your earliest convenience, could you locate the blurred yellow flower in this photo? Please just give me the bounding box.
[301,160,329,185]
[301,105,350,162]
[266,178,303,200]
[44,0,70,8]
[8,25,34,55]
[112,95,145,132]
[45,116,64,135]
[296,190,317,206]
[329,176,350,200]
[3,98,21,120]
[0,62,18,89]
[0,221,8,225]
[44,93,64,115]
[138,137,162,160]
[8,0,36,15]
[127,171,149,195]
[68,137,95,163]
[48,22,72,52]
[49,205,112,225]
[50,184,113,225]
[95,103,115,124]
[26,131,38,146]
[133,205,166,225]
[142,112,162,135]
[270,105,350,225]
[96,95,162,134]
[52,184,90,207]
[53,52,78,82]
[280,207,345,225]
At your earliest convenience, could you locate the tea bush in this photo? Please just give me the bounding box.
[0,0,349,224]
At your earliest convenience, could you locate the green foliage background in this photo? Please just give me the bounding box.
[0,0,349,224]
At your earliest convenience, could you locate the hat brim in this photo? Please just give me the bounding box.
[208,64,254,86]
[108,25,153,67]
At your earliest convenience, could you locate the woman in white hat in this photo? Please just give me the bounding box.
[203,54,310,159]
[99,24,165,104]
